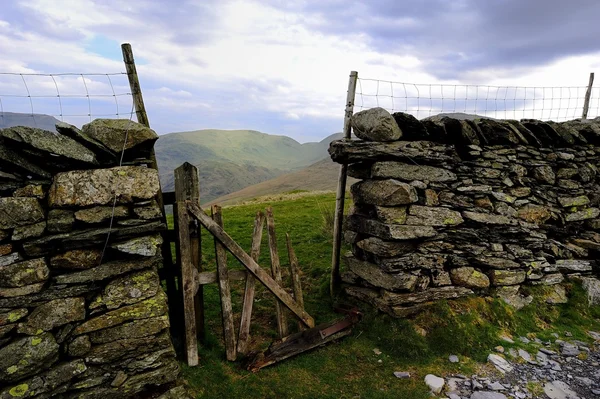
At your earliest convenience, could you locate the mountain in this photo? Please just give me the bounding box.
[154,130,343,202]
[207,157,357,206]
[0,112,61,132]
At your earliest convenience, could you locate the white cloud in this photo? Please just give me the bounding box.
[1,0,600,140]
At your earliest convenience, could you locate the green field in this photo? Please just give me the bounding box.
[173,192,600,399]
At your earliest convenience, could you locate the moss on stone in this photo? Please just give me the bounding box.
[8,383,28,397]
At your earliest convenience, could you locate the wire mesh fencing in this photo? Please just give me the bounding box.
[0,72,136,130]
[355,77,600,122]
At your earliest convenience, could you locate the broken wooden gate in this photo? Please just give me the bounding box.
[170,162,315,366]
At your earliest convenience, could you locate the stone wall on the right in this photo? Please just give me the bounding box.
[330,111,600,317]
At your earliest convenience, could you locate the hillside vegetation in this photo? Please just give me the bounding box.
[154,129,342,202]
[208,157,357,206]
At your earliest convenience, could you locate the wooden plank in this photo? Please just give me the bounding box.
[583,72,595,119]
[212,205,237,362]
[266,206,288,338]
[187,202,315,328]
[247,317,357,372]
[286,233,304,331]
[237,210,265,355]
[174,162,204,342]
[197,269,247,285]
[175,201,198,366]
[331,70,358,296]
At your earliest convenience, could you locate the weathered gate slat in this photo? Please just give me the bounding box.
[286,233,305,331]
[187,202,315,328]
[238,210,265,355]
[212,205,237,361]
[266,207,288,338]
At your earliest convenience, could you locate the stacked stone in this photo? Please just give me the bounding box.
[331,108,600,317]
[0,120,178,398]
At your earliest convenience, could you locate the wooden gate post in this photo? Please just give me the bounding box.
[583,72,595,119]
[174,163,200,366]
[121,43,180,349]
[330,71,358,297]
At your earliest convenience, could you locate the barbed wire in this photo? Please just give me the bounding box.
[0,72,136,129]
[355,77,600,122]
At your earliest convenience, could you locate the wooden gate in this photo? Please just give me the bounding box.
[165,162,314,366]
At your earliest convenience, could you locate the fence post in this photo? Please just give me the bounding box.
[175,163,200,366]
[174,162,205,343]
[121,43,180,349]
[583,72,595,119]
[330,71,358,297]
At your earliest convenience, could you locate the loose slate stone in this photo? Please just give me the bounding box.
[474,256,520,269]
[558,195,590,208]
[356,237,415,257]
[533,165,555,184]
[133,200,162,220]
[48,166,160,207]
[12,221,46,241]
[0,197,44,229]
[488,270,526,286]
[111,234,163,257]
[376,253,446,272]
[347,215,436,240]
[517,204,552,224]
[75,206,129,223]
[581,277,600,305]
[424,374,445,394]
[50,249,102,270]
[0,258,49,288]
[463,211,517,225]
[17,297,86,335]
[73,290,169,335]
[487,354,513,373]
[0,253,23,268]
[565,207,600,222]
[23,221,165,256]
[0,333,59,383]
[0,126,98,164]
[351,107,402,142]
[351,179,418,206]
[47,209,75,233]
[85,331,173,365]
[81,119,159,153]
[0,284,95,309]
[450,267,490,288]
[344,255,418,291]
[555,259,593,272]
[0,359,87,399]
[374,206,407,224]
[55,256,160,285]
[406,205,464,226]
[90,315,170,344]
[0,141,51,178]
[392,112,428,140]
[371,162,457,182]
[380,286,473,306]
[99,269,160,310]
[67,335,92,357]
[56,121,117,161]
[0,308,28,326]
[13,184,45,198]
[0,283,46,298]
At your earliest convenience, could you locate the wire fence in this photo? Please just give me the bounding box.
[355,77,600,122]
[0,72,136,130]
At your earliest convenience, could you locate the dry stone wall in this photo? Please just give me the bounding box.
[0,120,178,398]
[331,108,600,317]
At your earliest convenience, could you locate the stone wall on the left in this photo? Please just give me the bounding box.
[0,120,178,398]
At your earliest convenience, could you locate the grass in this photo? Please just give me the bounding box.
[168,192,600,399]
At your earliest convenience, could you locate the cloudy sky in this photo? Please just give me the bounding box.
[1,0,600,142]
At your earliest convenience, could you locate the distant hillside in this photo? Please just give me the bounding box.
[0,112,61,132]
[155,130,343,202]
[207,157,357,206]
